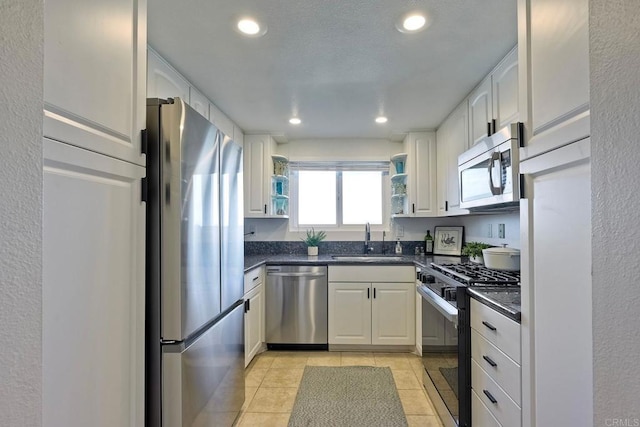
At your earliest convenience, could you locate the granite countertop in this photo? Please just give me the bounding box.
[467,287,521,322]
[244,253,434,272]
[245,253,522,322]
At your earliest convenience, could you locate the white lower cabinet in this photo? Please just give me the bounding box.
[43,139,145,427]
[472,389,502,427]
[328,266,415,346]
[470,299,521,427]
[244,282,264,367]
[243,266,265,367]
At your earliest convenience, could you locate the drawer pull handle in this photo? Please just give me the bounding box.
[482,321,497,331]
[482,355,497,367]
[252,276,259,281]
[483,389,498,404]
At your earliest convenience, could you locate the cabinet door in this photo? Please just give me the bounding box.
[234,126,245,147]
[520,139,592,427]
[436,124,449,216]
[147,48,190,104]
[44,0,146,166]
[468,77,493,146]
[371,283,415,345]
[43,139,145,427]
[492,47,519,131]
[244,284,264,367]
[406,132,437,217]
[189,87,210,120]
[438,102,469,218]
[243,135,270,217]
[328,282,371,345]
[209,102,236,139]
[521,0,590,159]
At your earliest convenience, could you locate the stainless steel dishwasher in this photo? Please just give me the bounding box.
[265,265,328,349]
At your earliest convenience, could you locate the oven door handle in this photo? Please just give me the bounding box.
[417,285,458,323]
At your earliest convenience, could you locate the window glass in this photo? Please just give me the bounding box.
[342,171,383,224]
[298,171,336,225]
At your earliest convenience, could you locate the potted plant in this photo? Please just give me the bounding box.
[461,241,492,264]
[302,228,327,256]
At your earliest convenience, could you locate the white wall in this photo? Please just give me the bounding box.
[0,1,43,425]
[591,0,640,424]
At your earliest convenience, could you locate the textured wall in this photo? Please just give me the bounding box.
[0,0,43,425]
[591,0,640,425]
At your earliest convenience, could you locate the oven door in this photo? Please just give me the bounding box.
[419,285,461,427]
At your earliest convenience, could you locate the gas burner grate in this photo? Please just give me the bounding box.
[431,262,520,285]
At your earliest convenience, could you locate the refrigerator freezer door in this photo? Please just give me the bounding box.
[161,99,222,340]
[162,302,245,427]
[220,134,245,310]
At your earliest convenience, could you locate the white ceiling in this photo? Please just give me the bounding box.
[148,0,517,141]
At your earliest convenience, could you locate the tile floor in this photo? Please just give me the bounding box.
[234,351,444,427]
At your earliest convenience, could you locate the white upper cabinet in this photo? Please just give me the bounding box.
[233,125,245,147]
[44,0,146,166]
[469,77,493,146]
[189,87,210,119]
[436,99,469,216]
[400,132,437,217]
[209,102,235,139]
[520,0,589,159]
[469,46,519,147]
[492,48,520,131]
[147,48,190,104]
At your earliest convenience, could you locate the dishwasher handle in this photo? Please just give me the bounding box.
[266,271,326,278]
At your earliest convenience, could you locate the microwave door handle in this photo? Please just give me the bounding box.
[488,151,502,195]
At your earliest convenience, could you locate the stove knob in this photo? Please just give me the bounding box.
[425,275,435,284]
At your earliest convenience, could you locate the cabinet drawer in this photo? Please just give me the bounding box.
[471,329,521,405]
[472,389,502,427]
[243,266,263,294]
[472,359,521,427]
[328,265,415,282]
[470,299,520,363]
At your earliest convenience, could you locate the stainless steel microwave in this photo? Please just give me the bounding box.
[458,123,522,210]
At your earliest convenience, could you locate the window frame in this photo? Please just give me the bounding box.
[289,163,390,233]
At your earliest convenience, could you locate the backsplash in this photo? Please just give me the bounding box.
[244,240,428,256]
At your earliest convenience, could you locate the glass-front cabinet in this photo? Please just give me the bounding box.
[270,155,289,217]
[391,153,408,216]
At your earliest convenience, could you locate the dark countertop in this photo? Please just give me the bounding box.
[245,253,522,322]
[244,253,453,272]
[467,287,521,322]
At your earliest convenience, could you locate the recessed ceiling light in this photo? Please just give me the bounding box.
[396,12,428,33]
[375,116,388,124]
[236,18,267,37]
[289,117,302,125]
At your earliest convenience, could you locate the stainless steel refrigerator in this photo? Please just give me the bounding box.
[145,98,245,427]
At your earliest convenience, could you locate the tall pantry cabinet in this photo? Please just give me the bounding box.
[43,1,147,426]
[517,0,592,426]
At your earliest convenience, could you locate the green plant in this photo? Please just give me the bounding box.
[461,241,492,258]
[301,228,327,247]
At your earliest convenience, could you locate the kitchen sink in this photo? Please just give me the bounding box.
[331,255,406,262]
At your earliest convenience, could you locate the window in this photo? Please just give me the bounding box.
[291,162,388,229]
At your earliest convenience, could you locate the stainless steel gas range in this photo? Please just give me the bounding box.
[417,261,520,427]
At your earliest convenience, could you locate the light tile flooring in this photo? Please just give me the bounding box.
[235,351,444,427]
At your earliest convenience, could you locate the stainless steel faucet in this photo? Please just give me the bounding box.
[364,222,373,254]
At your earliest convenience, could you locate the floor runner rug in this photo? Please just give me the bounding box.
[288,366,408,427]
